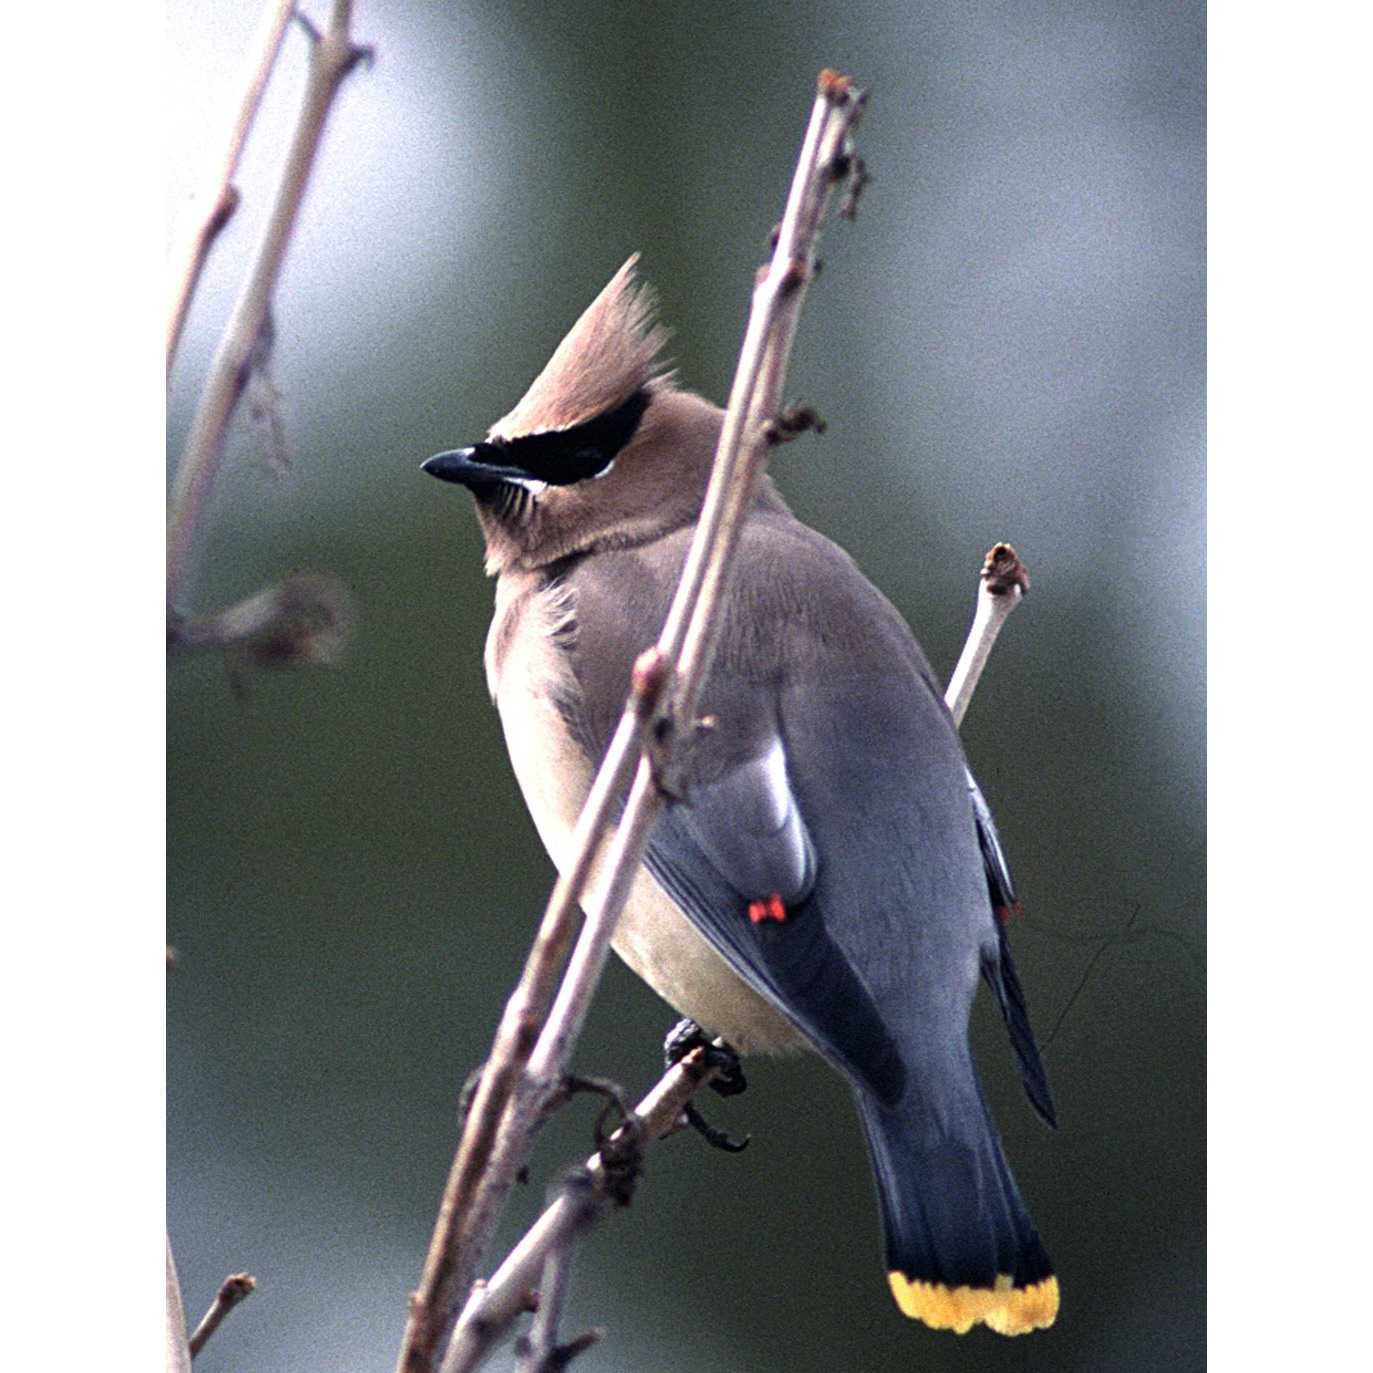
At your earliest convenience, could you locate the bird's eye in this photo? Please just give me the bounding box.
[502,388,649,486]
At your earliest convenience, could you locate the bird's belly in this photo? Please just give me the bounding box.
[497,686,803,1055]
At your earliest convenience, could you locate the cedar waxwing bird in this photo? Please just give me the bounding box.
[422,256,1059,1336]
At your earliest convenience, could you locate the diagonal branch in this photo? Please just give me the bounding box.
[166,0,368,614]
[165,0,296,374]
[394,69,868,1373]
[511,1173,601,1373]
[395,649,672,1373]
[166,1235,192,1373]
[188,1272,258,1358]
[520,78,867,1092]
[944,542,1030,728]
[440,1050,721,1373]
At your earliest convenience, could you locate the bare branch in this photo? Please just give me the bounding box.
[395,71,867,1373]
[441,1050,720,1373]
[511,1174,600,1373]
[396,651,671,1373]
[166,0,296,374]
[526,68,867,1107]
[944,542,1030,728]
[166,1236,192,1373]
[188,1272,258,1358]
[167,0,367,613]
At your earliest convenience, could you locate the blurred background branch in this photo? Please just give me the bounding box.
[165,0,295,374]
[165,3,369,1362]
[166,0,367,619]
[167,571,353,676]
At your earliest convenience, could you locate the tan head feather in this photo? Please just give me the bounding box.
[489,255,671,441]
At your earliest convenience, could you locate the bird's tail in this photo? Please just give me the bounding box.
[855,1064,1058,1336]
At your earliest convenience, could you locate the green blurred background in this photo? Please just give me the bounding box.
[167,2,1204,1370]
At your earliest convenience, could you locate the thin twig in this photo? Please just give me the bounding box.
[188,1273,258,1358]
[517,62,866,1135]
[512,1175,600,1373]
[395,70,867,1373]
[167,0,367,613]
[521,64,866,1150]
[167,572,353,670]
[166,0,296,374]
[166,1235,192,1373]
[397,652,671,1373]
[944,542,1030,728]
[441,1051,721,1373]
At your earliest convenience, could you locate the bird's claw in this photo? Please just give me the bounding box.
[683,1102,751,1153]
[663,1018,751,1153]
[540,1074,643,1203]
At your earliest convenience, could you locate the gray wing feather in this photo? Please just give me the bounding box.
[677,737,817,903]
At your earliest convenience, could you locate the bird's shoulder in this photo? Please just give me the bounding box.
[717,508,938,687]
[551,505,948,783]
[564,505,936,687]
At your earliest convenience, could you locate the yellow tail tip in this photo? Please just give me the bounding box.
[887,1271,1059,1335]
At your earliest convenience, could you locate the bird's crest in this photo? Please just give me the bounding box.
[489,255,671,442]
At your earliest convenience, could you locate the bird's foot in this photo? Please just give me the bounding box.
[663,1019,749,1096]
[682,1102,750,1153]
[557,1073,643,1206]
[663,1018,751,1153]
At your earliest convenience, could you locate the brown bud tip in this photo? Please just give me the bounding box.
[765,404,828,446]
[982,542,1031,597]
[209,184,241,233]
[819,69,853,100]
[779,256,811,294]
[631,647,670,706]
[220,1273,257,1302]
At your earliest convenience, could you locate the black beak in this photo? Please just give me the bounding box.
[421,446,536,488]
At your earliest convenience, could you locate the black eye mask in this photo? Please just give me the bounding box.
[470,387,650,485]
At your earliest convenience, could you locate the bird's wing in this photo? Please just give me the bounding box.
[968,769,1019,923]
[673,736,817,906]
[969,771,1058,1128]
[643,739,909,1105]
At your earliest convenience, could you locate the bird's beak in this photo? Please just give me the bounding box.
[421,446,537,488]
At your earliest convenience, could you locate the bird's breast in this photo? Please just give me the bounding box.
[486,572,804,1055]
